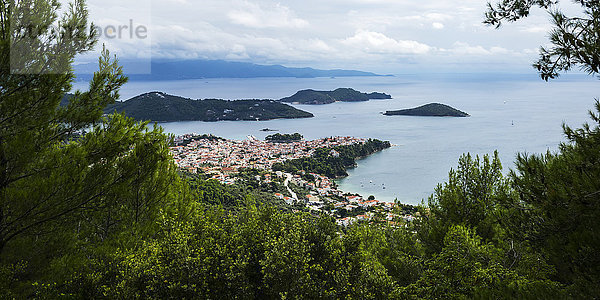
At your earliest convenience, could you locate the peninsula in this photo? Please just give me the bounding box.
[384,103,469,117]
[74,59,386,81]
[101,92,314,122]
[279,88,391,105]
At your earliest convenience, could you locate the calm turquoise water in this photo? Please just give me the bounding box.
[74,74,600,205]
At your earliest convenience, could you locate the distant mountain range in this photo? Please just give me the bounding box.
[74,59,386,81]
[384,103,469,117]
[279,88,392,105]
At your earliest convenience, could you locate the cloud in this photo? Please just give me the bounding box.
[342,30,431,55]
[520,25,550,33]
[72,0,563,73]
[394,12,453,23]
[448,42,514,56]
[306,39,334,53]
[424,13,453,22]
[451,42,492,55]
[227,2,308,29]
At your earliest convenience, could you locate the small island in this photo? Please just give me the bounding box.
[101,92,314,122]
[384,103,469,117]
[279,88,391,105]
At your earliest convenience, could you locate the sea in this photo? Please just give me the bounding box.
[73,73,600,205]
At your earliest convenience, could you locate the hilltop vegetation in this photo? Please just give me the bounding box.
[265,133,303,142]
[384,103,469,117]
[280,88,392,105]
[273,139,392,178]
[103,92,314,122]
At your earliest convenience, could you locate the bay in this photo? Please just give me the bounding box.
[74,73,600,205]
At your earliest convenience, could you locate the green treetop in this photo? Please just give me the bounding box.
[0,2,191,295]
[485,0,600,80]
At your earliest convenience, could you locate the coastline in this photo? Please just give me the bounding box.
[149,114,314,123]
[170,134,409,225]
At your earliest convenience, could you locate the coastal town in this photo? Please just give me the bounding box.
[170,134,418,226]
[171,134,366,173]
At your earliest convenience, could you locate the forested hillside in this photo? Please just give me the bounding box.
[384,103,469,117]
[105,92,314,122]
[272,139,391,178]
[279,88,391,105]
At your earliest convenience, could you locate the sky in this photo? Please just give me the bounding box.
[71,0,585,74]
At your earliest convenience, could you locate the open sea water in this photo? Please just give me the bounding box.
[74,73,600,205]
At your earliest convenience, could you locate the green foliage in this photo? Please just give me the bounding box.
[0,1,194,297]
[6,0,98,75]
[273,139,391,178]
[408,149,574,299]
[417,151,510,254]
[34,205,429,299]
[485,0,600,80]
[508,101,600,297]
[190,176,247,207]
[410,225,501,298]
[1,0,127,251]
[46,207,340,299]
[483,1,600,296]
[484,0,556,26]
[409,225,563,299]
[265,132,303,142]
[344,224,423,294]
[184,170,293,210]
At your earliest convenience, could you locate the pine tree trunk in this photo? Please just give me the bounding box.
[0,236,5,257]
[0,137,8,256]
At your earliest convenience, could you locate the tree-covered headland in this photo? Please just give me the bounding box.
[1,0,600,298]
[272,139,391,178]
[265,133,304,142]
